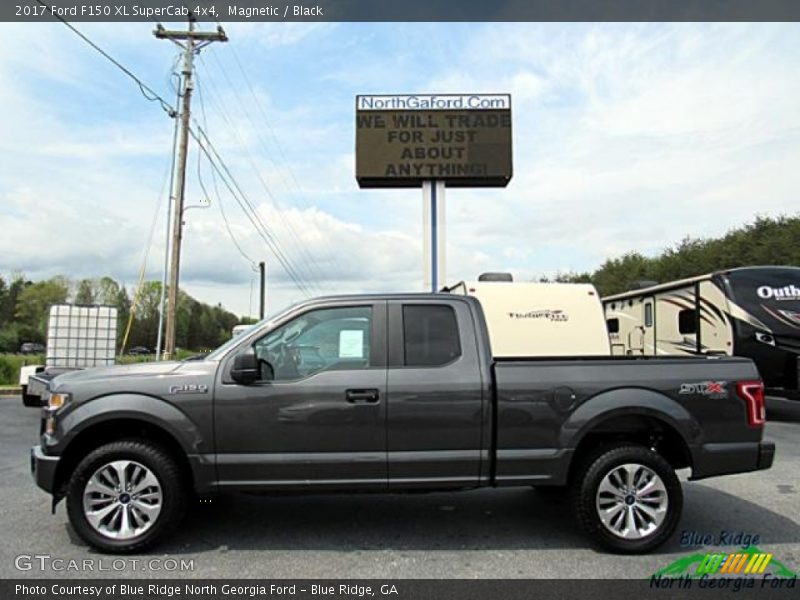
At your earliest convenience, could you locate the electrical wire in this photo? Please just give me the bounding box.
[194,126,313,297]
[119,144,174,356]
[195,59,325,294]
[42,8,314,300]
[223,43,315,208]
[190,126,314,297]
[35,0,176,118]
[215,43,344,280]
[195,80,257,268]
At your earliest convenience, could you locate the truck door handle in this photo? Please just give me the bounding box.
[346,389,380,403]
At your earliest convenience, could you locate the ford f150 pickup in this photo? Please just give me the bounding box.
[31,293,774,554]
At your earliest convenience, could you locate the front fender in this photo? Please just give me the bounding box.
[52,393,207,456]
[560,387,701,450]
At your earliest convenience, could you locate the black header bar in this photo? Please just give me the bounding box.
[6,0,800,23]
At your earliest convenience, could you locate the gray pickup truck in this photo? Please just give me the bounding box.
[31,293,774,554]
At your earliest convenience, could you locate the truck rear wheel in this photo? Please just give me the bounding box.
[66,440,187,553]
[572,444,682,553]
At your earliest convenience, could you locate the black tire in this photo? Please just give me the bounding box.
[572,444,682,554]
[66,439,187,553]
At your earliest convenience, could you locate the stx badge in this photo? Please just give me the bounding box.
[679,381,728,397]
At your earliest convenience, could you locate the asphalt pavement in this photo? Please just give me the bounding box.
[1,395,797,579]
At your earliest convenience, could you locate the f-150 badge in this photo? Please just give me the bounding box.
[679,381,727,398]
[169,384,209,394]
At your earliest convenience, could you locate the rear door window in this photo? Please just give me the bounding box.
[402,305,461,367]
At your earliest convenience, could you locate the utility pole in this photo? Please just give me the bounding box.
[259,261,266,319]
[154,16,227,358]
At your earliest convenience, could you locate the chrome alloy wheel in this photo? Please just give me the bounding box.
[82,460,163,540]
[595,463,668,540]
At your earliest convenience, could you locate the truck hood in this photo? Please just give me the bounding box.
[51,361,185,388]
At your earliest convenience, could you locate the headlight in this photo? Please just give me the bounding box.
[755,332,776,346]
[47,392,70,411]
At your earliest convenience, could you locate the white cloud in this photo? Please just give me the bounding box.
[1,22,799,318]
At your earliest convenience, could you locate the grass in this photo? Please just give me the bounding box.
[0,353,45,386]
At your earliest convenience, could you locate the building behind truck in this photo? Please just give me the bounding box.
[603,266,800,398]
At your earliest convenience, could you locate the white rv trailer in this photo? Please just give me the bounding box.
[602,266,800,397]
[447,279,610,356]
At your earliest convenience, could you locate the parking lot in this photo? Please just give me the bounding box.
[1,395,798,579]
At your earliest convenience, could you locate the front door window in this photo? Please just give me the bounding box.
[253,306,372,381]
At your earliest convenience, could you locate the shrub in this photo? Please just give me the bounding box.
[0,354,44,386]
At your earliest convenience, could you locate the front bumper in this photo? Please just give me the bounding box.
[31,445,60,494]
[690,441,775,480]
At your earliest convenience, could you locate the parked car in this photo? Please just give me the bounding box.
[19,342,45,354]
[126,346,151,356]
[31,291,773,554]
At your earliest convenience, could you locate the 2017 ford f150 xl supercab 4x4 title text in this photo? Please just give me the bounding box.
[31,291,774,553]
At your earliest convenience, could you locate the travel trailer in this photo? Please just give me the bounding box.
[603,266,800,397]
[446,276,610,356]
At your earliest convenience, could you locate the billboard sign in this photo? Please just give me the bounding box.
[355,94,512,188]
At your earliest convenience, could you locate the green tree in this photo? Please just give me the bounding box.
[74,279,96,304]
[556,215,800,296]
[96,276,121,305]
[14,277,70,338]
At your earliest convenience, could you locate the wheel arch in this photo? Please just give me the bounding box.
[562,388,697,482]
[52,393,210,499]
[53,417,196,500]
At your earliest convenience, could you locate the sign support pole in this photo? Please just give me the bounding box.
[422,180,446,292]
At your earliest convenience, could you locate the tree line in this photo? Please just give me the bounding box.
[541,215,800,296]
[0,275,252,353]
[3,215,797,353]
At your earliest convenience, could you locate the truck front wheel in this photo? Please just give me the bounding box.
[573,444,682,553]
[66,440,187,553]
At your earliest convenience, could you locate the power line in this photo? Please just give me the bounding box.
[195,79,257,268]
[194,125,313,297]
[120,142,174,356]
[35,0,175,117]
[190,126,314,297]
[223,43,316,207]
[205,50,335,286]
[194,59,325,294]
[217,42,345,279]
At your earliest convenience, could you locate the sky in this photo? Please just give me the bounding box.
[0,21,799,318]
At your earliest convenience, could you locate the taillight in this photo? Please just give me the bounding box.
[736,380,766,427]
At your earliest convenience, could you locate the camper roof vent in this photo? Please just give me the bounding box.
[478,272,513,282]
[629,279,659,290]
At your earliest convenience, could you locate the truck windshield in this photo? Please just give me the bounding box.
[204,304,297,361]
[726,267,800,333]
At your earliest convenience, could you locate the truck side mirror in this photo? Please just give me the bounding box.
[231,349,260,384]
